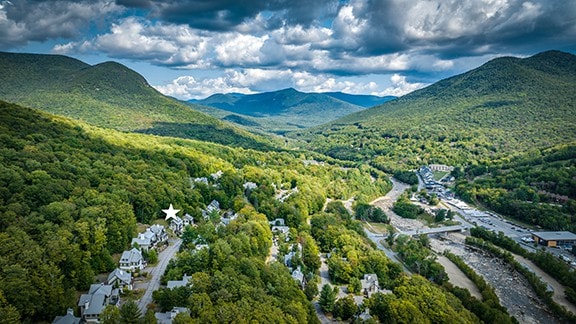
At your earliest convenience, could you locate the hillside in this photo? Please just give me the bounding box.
[0,100,394,321]
[188,88,383,134]
[0,52,273,150]
[294,50,576,171]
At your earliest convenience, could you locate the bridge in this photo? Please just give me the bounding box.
[401,224,470,236]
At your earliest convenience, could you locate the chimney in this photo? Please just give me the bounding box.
[67,308,74,316]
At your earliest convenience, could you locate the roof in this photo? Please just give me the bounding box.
[532,231,576,241]
[120,248,142,264]
[150,224,166,234]
[107,268,132,285]
[83,294,107,316]
[52,308,80,324]
[88,283,113,296]
[167,274,191,289]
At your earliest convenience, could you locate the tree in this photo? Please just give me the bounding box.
[348,277,362,295]
[147,249,158,265]
[100,305,121,324]
[0,290,20,324]
[319,284,337,313]
[333,295,357,321]
[120,300,142,324]
[144,309,157,324]
[435,209,446,223]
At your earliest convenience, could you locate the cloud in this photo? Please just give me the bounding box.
[115,0,339,31]
[0,0,122,48]
[153,68,425,100]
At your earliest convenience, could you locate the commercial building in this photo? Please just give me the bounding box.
[531,231,576,247]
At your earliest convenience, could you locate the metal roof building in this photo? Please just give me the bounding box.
[531,231,576,247]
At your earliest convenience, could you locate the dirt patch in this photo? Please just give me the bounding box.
[435,255,482,300]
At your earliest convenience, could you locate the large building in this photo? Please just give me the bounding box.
[531,231,576,247]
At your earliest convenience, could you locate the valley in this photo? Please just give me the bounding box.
[0,50,575,323]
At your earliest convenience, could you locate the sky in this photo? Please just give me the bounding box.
[1,0,575,100]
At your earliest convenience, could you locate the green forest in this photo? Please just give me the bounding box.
[0,100,391,321]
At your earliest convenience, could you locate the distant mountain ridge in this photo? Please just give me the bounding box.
[0,51,273,150]
[188,88,395,133]
[295,50,576,170]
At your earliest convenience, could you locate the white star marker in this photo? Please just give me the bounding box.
[163,204,180,221]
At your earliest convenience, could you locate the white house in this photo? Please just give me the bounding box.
[169,216,184,234]
[183,214,194,227]
[361,274,379,297]
[119,248,144,272]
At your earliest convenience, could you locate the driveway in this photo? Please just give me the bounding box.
[138,239,182,313]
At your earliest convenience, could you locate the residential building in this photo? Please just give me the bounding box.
[131,232,153,251]
[107,268,132,291]
[361,274,379,297]
[269,218,286,226]
[291,267,305,288]
[155,307,190,324]
[149,224,168,244]
[167,274,192,289]
[202,200,221,220]
[183,214,194,227]
[52,308,80,324]
[78,284,118,323]
[169,216,184,234]
[119,248,144,271]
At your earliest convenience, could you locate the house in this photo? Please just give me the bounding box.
[284,251,297,268]
[119,248,144,271]
[155,307,190,324]
[107,268,132,291]
[52,308,81,324]
[221,212,238,226]
[169,216,184,234]
[202,200,221,220]
[361,274,379,297]
[131,232,153,251]
[150,224,168,244]
[210,170,223,180]
[269,218,286,226]
[183,214,194,227]
[271,225,290,235]
[167,274,192,289]
[291,267,305,288]
[78,284,118,323]
[243,181,257,190]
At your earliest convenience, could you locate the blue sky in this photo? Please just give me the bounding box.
[1,0,575,99]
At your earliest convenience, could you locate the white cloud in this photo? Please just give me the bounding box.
[381,74,427,97]
[153,68,425,100]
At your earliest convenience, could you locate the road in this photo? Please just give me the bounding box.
[138,239,182,313]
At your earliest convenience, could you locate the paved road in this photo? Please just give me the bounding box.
[138,239,182,313]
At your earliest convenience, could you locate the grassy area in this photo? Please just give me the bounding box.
[364,221,391,234]
[432,170,449,181]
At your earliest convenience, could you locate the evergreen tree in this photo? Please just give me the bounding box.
[319,284,336,313]
[120,300,142,324]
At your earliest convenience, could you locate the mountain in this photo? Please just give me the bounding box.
[294,50,576,171]
[188,88,377,134]
[0,51,273,150]
[323,92,396,107]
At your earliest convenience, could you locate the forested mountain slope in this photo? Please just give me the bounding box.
[0,52,272,150]
[0,100,391,321]
[295,50,576,171]
[455,143,576,231]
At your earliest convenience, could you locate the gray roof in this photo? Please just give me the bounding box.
[120,248,143,264]
[88,283,113,296]
[533,231,576,241]
[167,274,191,289]
[150,224,166,234]
[52,308,80,324]
[83,294,107,316]
[107,268,132,285]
